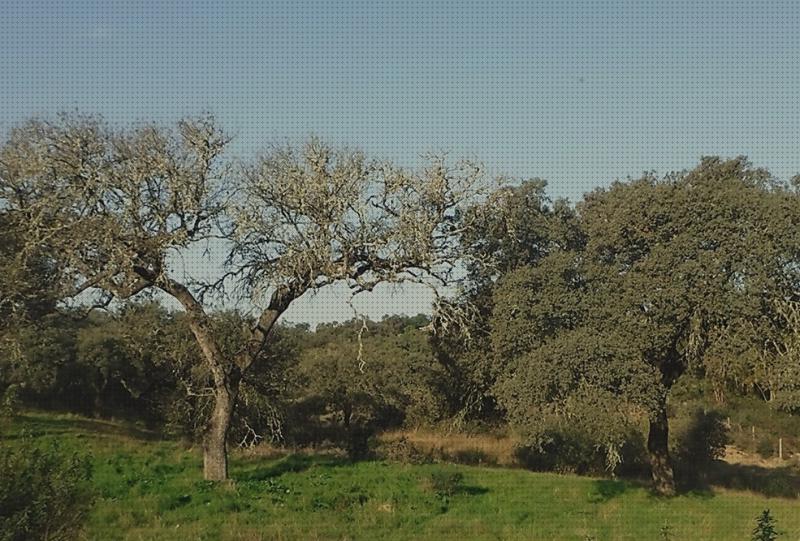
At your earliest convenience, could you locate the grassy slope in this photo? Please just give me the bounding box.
[3,412,800,541]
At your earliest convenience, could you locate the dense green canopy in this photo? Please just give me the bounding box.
[485,157,800,493]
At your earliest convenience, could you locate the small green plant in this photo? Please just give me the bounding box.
[263,478,292,504]
[660,522,673,541]
[427,470,464,498]
[752,509,780,541]
[423,470,464,514]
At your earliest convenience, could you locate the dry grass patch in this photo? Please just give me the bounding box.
[378,429,520,466]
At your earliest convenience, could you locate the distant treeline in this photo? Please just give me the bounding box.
[0,308,445,443]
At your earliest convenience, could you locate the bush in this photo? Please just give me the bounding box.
[676,409,730,463]
[673,409,730,487]
[375,436,437,465]
[0,436,94,541]
[515,430,607,475]
[345,425,375,460]
[425,470,464,498]
[514,428,648,476]
[756,438,775,459]
[1,384,21,418]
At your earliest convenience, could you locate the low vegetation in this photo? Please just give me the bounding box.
[3,412,800,541]
[0,432,93,541]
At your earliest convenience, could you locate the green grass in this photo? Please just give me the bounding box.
[3,412,800,540]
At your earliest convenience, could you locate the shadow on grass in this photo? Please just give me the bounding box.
[235,453,350,482]
[698,461,800,499]
[458,484,490,496]
[589,479,629,502]
[587,462,799,502]
[4,414,161,442]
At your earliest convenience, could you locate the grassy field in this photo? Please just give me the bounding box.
[3,412,800,541]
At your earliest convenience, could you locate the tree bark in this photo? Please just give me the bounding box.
[647,404,676,496]
[159,278,242,481]
[343,403,352,430]
[203,380,238,481]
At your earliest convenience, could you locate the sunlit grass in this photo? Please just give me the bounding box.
[3,411,800,540]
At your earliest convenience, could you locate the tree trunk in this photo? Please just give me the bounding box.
[159,279,293,482]
[647,404,676,496]
[203,382,238,481]
[343,403,352,430]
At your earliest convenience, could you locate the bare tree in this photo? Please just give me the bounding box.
[0,115,489,480]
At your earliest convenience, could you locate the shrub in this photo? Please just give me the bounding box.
[514,428,648,476]
[514,430,607,475]
[375,436,437,465]
[426,470,464,498]
[345,425,375,460]
[756,438,774,459]
[0,436,94,541]
[674,409,730,464]
[0,384,21,418]
[673,408,730,486]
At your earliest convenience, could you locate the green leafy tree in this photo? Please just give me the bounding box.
[0,313,81,409]
[491,157,799,494]
[297,316,443,434]
[754,299,800,412]
[0,201,60,325]
[433,180,583,424]
[73,304,174,418]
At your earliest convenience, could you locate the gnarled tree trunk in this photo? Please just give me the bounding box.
[647,404,676,496]
[203,379,239,481]
[162,279,243,481]
[163,279,293,481]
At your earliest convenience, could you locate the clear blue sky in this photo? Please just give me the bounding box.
[3,0,800,323]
